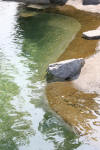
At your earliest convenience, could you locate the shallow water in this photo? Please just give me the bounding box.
[46,5,100,150]
[0,1,82,150]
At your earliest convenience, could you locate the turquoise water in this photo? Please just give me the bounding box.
[0,1,82,150]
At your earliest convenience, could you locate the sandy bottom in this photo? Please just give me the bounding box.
[46,81,100,147]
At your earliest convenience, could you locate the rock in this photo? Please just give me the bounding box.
[47,58,85,80]
[27,4,50,10]
[25,0,50,4]
[50,0,67,5]
[82,30,100,40]
[3,0,50,4]
[3,0,67,5]
[83,0,100,5]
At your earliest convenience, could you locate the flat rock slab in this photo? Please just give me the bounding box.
[47,58,85,80]
[82,30,100,40]
[27,4,50,10]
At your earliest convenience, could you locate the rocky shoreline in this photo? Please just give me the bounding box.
[45,4,100,147]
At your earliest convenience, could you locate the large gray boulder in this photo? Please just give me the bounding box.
[83,0,100,5]
[47,58,85,80]
[82,30,100,40]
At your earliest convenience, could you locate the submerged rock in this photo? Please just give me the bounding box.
[82,30,100,40]
[83,0,100,5]
[47,58,85,81]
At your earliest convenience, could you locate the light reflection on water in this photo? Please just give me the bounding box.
[0,1,81,150]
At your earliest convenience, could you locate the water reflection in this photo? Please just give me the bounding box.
[0,3,35,149]
[0,73,34,150]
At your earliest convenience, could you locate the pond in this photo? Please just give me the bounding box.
[0,1,93,150]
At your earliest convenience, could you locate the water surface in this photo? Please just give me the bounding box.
[0,1,81,150]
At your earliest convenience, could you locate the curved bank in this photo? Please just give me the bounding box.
[46,5,100,149]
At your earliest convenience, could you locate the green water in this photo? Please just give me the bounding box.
[0,1,83,150]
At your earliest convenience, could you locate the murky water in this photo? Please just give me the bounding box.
[0,1,82,150]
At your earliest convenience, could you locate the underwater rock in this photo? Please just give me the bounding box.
[47,58,85,81]
[82,29,100,40]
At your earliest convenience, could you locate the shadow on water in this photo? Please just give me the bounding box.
[38,112,80,150]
